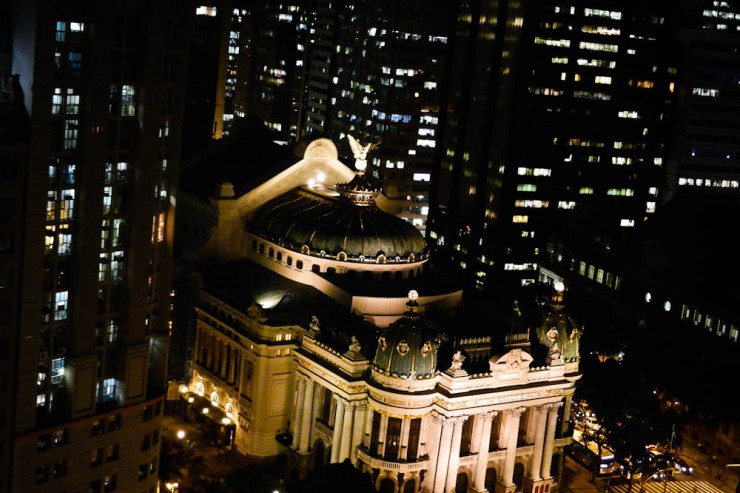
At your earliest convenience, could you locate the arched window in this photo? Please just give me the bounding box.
[210,391,219,406]
[196,381,205,396]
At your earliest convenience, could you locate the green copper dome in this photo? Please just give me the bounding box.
[535,282,581,363]
[372,293,441,379]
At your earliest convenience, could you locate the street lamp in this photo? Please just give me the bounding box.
[176,430,186,440]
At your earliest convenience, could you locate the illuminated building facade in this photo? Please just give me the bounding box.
[234,2,302,145]
[176,137,582,493]
[428,1,679,289]
[665,0,740,198]
[4,1,189,491]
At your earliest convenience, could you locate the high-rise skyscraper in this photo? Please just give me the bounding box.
[3,1,189,490]
[428,1,680,290]
[665,0,740,200]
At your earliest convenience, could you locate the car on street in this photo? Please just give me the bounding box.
[670,456,694,474]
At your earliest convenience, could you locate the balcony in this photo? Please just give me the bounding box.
[356,447,429,474]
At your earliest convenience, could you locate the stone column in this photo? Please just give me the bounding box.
[433,416,455,493]
[502,408,525,486]
[339,402,354,461]
[420,415,431,456]
[540,404,561,479]
[299,379,315,453]
[529,406,548,481]
[331,396,346,463]
[231,348,240,387]
[362,407,374,448]
[525,408,537,444]
[291,376,307,449]
[352,403,367,453]
[474,411,497,492]
[423,412,444,492]
[229,346,237,384]
[471,413,483,454]
[445,416,468,493]
[310,384,323,446]
[377,414,388,457]
[400,418,410,461]
[497,412,508,450]
[205,333,213,368]
[561,392,574,435]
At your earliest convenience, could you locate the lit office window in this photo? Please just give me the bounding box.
[196,6,217,16]
[54,291,69,321]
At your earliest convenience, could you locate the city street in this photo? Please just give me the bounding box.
[563,448,737,493]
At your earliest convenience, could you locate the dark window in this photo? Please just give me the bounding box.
[287,256,292,266]
[370,411,381,454]
[0,233,12,252]
[36,464,50,483]
[92,419,104,435]
[53,429,68,446]
[90,448,103,466]
[106,444,119,461]
[37,433,52,451]
[407,418,421,460]
[108,413,121,431]
[384,417,402,460]
[89,479,102,493]
[103,474,117,491]
[296,260,303,270]
[52,459,68,479]
[141,433,151,451]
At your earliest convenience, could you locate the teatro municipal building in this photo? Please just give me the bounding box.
[174,136,583,493]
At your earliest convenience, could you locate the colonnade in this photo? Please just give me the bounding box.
[195,326,240,388]
[290,372,565,493]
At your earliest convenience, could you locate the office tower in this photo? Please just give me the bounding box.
[428,1,679,290]
[665,0,740,199]
[181,1,232,159]
[5,0,189,491]
[234,2,302,145]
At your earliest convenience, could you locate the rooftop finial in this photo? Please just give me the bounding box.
[405,290,420,317]
[347,134,379,173]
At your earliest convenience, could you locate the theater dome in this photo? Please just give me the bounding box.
[372,291,441,380]
[247,151,428,261]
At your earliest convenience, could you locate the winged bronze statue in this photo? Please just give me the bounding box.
[347,134,380,171]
